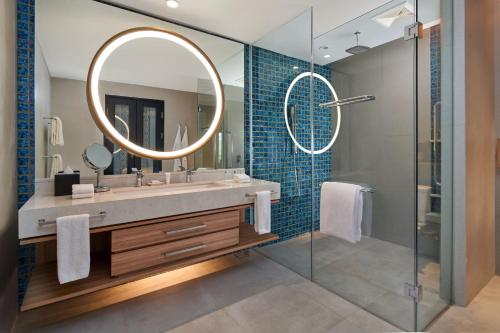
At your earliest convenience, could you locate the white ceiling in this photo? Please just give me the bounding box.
[107,0,440,64]
[37,0,441,92]
[108,0,393,43]
[314,0,441,64]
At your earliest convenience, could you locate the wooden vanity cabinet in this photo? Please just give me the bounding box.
[110,210,241,276]
[20,203,278,311]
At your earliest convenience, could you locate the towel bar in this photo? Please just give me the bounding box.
[38,211,107,226]
[245,190,277,198]
[320,183,375,194]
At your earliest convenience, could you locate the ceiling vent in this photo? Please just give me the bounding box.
[372,2,415,28]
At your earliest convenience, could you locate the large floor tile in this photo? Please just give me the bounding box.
[225,285,343,333]
[199,253,304,308]
[288,280,360,317]
[122,279,218,333]
[364,291,414,331]
[314,264,387,307]
[28,305,129,333]
[326,319,371,333]
[167,309,245,333]
[345,309,400,333]
[429,276,500,333]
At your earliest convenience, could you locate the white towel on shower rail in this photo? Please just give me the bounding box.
[56,214,90,284]
[320,182,363,243]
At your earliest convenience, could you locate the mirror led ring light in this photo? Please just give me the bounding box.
[87,27,225,160]
[284,72,341,155]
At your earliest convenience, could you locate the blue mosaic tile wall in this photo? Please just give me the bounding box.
[430,25,441,212]
[17,0,36,305]
[244,46,333,242]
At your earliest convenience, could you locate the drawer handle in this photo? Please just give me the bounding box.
[163,244,207,257]
[164,224,207,236]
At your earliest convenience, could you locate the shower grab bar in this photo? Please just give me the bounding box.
[319,95,376,109]
[38,211,107,226]
[245,190,277,198]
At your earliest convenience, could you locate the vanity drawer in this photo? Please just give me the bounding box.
[111,210,240,252]
[111,228,239,276]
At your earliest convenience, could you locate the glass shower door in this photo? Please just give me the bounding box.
[416,0,453,330]
[311,1,419,331]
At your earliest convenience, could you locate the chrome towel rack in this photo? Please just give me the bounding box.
[245,190,277,198]
[38,211,107,226]
[319,95,376,109]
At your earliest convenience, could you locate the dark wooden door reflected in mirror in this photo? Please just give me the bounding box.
[104,95,164,174]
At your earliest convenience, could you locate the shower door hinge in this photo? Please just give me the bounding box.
[404,283,423,303]
[404,22,423,40]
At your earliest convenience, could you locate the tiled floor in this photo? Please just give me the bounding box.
[259,232,448,331]
[429,276,500,333]
[15,252,400,333]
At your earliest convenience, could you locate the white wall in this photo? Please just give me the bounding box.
[0,0,19,330]
[35,38,52,178]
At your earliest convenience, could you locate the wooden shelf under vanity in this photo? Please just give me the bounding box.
[20,203,278,312]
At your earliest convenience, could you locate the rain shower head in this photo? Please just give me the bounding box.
[346,32,370,55]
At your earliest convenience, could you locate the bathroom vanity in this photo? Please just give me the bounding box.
[18,178,280,311]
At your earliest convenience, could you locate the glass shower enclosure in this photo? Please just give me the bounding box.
[246,1,453,331]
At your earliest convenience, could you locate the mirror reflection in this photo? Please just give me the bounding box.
[35,0,245,178]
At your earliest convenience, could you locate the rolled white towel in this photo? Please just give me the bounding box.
[234,173,251,183]
[72,192,94,199]
[50,154,63,178]
[50,116,64,146]
[72,184,95,194]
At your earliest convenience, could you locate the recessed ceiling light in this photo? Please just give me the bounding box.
[293,66,299,70]
[324,54,331,59]
[166,0,179,8]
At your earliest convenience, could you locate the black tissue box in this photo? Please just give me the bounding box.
[54,171,80,196]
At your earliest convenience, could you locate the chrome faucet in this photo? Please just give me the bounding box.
[134,169,144,187]
[186,169,195,183]
[179,166,195,183]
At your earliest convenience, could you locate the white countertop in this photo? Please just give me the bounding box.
[19,179,280,239]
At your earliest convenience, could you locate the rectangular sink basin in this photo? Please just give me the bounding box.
[111,181,232,196]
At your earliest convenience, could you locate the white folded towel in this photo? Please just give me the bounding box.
[50,154,63,178]
[172,124,182,172]
[254,191,271,235]
[56,214,90,284]
[72,184,95,194]
[50,116,64,146]
[72,192,94,199]
[234,173,251,183]
[320,182,363,244]
[181,125,189,169]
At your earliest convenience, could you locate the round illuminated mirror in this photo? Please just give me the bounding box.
[284,72,341,155]
[87,27,224,160]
